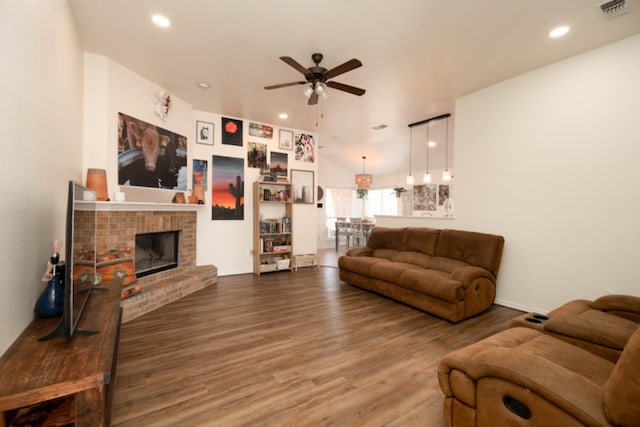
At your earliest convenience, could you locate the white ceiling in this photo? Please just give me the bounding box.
[68,0,640,177]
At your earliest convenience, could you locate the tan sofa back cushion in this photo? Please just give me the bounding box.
[435,229,505,277]
[402,227,440,255]
[366,227,406,250]
[603,326,640,427]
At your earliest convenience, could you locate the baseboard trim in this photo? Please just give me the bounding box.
[494,298,548,315]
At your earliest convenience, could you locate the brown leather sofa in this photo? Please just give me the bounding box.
[509,295,640,362]
[438,325,640,427]
[338,227,505,323]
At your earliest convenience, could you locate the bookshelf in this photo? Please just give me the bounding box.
[253,181,293,275]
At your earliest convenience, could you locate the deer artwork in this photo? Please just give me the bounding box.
[228,176,244,218]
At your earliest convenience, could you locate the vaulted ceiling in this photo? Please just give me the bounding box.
[69,0,640,177]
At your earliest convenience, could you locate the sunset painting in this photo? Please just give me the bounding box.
[212,155,244,220]
[270,151,288,179]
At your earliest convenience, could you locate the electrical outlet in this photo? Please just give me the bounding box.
[604,288,615,295]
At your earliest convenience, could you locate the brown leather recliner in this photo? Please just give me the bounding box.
[438,326,640,427]
[509,295,640,362]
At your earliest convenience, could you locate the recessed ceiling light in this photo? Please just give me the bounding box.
[197,82,210,89]
[427,141,436,147]
[152,14,171,28]
[279,113,288,119]
[549,26,570,38]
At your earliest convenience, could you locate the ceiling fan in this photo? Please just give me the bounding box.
[264,53,366,105]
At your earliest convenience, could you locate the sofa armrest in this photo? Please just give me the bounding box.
[591,294,640,321]
[346,247,373,257]
[450,266,495,288]
[466,346,611,425]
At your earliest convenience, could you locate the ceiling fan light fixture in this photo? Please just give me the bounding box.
[266,53,365,106]
[303,86,313,98]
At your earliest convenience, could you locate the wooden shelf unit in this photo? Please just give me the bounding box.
[253,181,293,275]
[0,280,122,426]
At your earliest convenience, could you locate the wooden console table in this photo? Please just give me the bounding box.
[0,280,122,426]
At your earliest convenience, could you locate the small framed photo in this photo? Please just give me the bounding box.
[291,169,314,204]
[196,121,214,145]
[279,129,294,151]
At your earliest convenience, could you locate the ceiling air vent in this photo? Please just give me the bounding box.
[599,0,628,19]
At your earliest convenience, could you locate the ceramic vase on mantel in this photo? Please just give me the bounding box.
[86,168,109,201]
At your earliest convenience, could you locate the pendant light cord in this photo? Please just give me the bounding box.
[409,128,413,176]
[445,116,449,171]
[426,121,430,173]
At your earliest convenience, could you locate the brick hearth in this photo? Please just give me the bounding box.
[96,206,217,322]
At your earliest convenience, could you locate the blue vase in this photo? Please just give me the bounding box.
[34,265,64,318]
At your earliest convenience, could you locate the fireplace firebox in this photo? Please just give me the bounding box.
[135,231,179,278]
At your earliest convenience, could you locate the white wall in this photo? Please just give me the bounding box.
[83,56,318,277]
[378,34,640,313]
[0,2,84,354]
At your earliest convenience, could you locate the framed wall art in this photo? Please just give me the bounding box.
[248,122,273,139]
[196,121,214,145]
[279,129,293,150]
[291,169,314,204]
[118,112,187,190]
[221,117,243,146]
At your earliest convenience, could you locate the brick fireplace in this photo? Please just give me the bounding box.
[96,205,217,322]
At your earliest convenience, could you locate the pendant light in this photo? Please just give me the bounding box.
[406,127,414,185]
[355,156,372,189]
[423,120,432,183]
[442,115,452,181]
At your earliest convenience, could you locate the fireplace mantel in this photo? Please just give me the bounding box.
[87,201,204,212]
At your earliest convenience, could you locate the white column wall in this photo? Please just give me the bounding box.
[0,2,84,354]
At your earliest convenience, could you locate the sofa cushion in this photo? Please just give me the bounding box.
[425,256,470,274]
[394,251,432,268]
[371,248,402,261]
[603,327,640,427]
[337,255,386,277]
[435,229,504,277]
[369,261,424,284]
[544,309,638,350]
[401,227,440,255]
[591,294,640,322]
[366,227,406,250]
[399,269,463,303]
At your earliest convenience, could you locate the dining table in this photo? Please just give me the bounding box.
[335,220,375,251]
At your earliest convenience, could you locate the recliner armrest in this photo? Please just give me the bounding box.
[467,345,612,426]
[345,247,372,257]
[450,266,495,287]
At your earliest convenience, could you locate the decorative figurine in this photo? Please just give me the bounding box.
[34,240,65,318]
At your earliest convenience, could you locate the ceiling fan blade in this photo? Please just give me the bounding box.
[326,81,366,96]
[264,81,307,90]
[280,56,312,78]
[308,91,319,105]
[324,58,362,79]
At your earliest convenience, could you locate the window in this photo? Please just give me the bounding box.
[364,188,397,217]
[324,187,397,238]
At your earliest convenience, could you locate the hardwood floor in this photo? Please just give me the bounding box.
[112,267,521,426]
